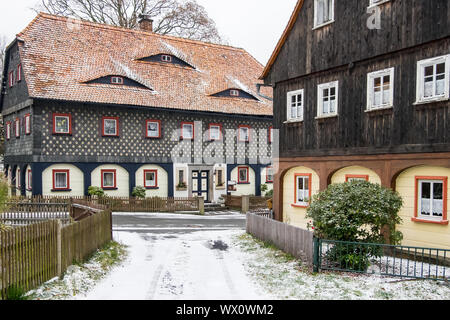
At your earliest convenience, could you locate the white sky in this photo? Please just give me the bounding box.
[0,0,298,65]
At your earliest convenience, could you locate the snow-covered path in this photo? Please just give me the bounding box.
[76,213,273,300]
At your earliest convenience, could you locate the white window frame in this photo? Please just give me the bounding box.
[295,175,311,207]
[417,179,445,222]
[15,119,20,137]
[161,55,172,62]
[368,0,390,8]
[313,0,335,29]
[366,67,395,111]
[111,76,124,85]
[230,89,240,97]
[317,81,339,118]
[415,54,450,104]
[287,89,304,122]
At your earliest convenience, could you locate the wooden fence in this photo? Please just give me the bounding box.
[8,196,201,213]
[0,208,112,300]
[224,195,271,211]
[246,212,314,265]
[0,202,71,226]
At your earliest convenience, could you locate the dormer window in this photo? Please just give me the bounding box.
[111,76,124,85]
[230,89,240,97]
[161,55,172,62]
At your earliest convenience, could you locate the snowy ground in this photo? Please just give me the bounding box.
[26,212,450,300]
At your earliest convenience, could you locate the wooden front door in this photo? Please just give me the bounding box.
[192,170,209,202]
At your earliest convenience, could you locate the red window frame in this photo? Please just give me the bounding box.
[292,173,312,208]
[9,71,14,87]
[27,169,32,190]
[24,114,31,135]
[101,169,117,189]
[413,176,448,225]
[6,122,11,140]
[238,125,251,142]
[143,169,158,189]
[15,118,20,138]
[237,166,249,184]
[181,122,194,140]
[145,120,162,139]
[102,117,119,137]
[209,123,223,141]
[17,64,22,82]
[52,169,70,190]
[111,76,124,85]
[345,174,369,182]
[161,55,172,62]
[266,166,274,183]
[52,113,72,135]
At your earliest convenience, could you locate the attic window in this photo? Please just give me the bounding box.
[161,55,172,62]
[111,76,124,85]
[230,90,240,97]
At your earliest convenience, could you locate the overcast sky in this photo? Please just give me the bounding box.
[0,0,297,65]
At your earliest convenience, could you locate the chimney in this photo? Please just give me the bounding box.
[138,14,153,32]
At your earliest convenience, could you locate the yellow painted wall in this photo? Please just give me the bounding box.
[42,164,84,196]
[135,165,168,198]
[395,166,450,250]
[331,166,381,184]
[230,166,255,196]
[91,165,129,197]
[282,166,320,229]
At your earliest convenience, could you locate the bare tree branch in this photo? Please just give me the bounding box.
[36,0,223,43]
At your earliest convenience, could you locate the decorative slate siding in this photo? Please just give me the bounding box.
[3,106,33,157]
[32,100,272,164]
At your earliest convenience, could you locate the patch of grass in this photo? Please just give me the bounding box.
[6,286,28,300]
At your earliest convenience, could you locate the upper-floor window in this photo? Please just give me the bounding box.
[8,72,14,87]
[416,55,450,103]
[5,122,11,140]
[317,81,338,118]
[17,64,22,82]
[53,113,72,135]
[102,117,119,137]
[369,0,390,7]
[238,125,251,142]
[287,89,304,121]
[314,0,334,29]
[181,122,194,140]
[15,118,20,138]
[367,68,394,111]
[209,124,222,141]
[24,114,31,135]
[161,55,172,62]
[146,120,161,138]
[111,76,124,85]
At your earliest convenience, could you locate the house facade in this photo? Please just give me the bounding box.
[1,13,274,203]
[262,0,450,249]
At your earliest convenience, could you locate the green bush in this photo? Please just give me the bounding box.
[132,186,146,199]
[306,181,403,271]
[88,186,105,197]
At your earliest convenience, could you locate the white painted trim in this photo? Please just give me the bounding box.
[415,54,450,104]
[366,67,395,111]
[286,89,305,122]
[317,81,339,118]
[368,0,390,9]
[313,0,335,29]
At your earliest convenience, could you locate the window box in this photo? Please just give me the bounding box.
[287,89,304,122]
[181,122,194,140]
[144,170,158,189]
[102,117,119,137]
[238,125,251,142]
[317,81,339,118]
[52,170,70,191]
[292,173,312,208]
[413,176,448,225]
[367,68,395,111]
[209,123,222,141]
[415,55,450,104]
[146,120,162,139]
[313,0,334,29]
[238,166,249,184]
[53,113,72,135]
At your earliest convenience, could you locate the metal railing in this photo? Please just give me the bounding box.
[314,239,449,281]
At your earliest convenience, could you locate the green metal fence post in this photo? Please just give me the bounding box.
[313,237,320,273]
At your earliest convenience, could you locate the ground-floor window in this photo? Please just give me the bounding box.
[144,170,158,188]
[238,167,249,184]
[27,169,32,190]
[293,173,312,207]
[416,176,447,222]
[53,170,70,190]
[266,166,274,183]
[345,174,369,182]
[101,170,117,189]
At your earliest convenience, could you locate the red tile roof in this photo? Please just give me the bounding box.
[17,13,273,116]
